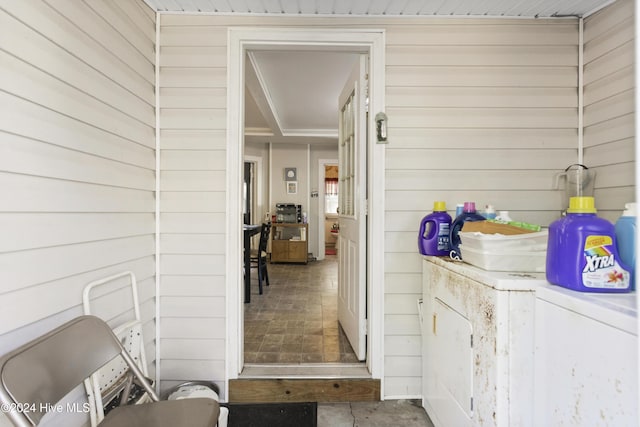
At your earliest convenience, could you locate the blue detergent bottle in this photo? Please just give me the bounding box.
[418,201,452,256]
[615,202,636,291]
[449,202,485,260]
[547,196,631,293]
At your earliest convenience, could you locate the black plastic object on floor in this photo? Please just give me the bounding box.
[223,402,317,427]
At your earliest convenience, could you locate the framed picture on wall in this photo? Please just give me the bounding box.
[284,167,297,181]
[287,181,298,194]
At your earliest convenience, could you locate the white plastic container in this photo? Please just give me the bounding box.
[459,244,546,272]
[459,230,548,252]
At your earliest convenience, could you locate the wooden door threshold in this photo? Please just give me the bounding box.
[229,378,380,403]
[240,363,370,379]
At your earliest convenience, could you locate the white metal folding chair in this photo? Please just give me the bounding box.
[0,315,219,427]
[82,272,151,427]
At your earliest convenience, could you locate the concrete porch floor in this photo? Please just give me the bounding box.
[318,400,435,427]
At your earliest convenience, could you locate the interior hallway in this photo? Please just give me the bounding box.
[244,255,359,364]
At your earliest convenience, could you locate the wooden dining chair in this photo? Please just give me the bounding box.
[250,222,271,294]
[0,315,219,427]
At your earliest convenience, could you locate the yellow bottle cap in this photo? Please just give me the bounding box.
[433,201,446,212]
[567,196,597,213]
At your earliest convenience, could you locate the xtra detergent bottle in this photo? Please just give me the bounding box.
[418,201,452,256]
[546,196,631,293]
[449,202,485,260]
[615,202,636,291]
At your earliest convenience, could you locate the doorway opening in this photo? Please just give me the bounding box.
[227,28,386,384]
[322,163,339,257]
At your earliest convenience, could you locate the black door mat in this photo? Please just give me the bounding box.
[223,401,317,427]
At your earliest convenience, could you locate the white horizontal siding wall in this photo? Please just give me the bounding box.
[583,0,635,221]
[158,14,583,399]
[385,19,579,397]
[158,15,228,396]
[0,1,156,422]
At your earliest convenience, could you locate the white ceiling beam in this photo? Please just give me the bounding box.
[245,52,283,137]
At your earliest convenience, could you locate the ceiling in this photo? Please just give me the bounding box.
[145,0,613,18]
[244,50,359,145]
[146,0,617,145]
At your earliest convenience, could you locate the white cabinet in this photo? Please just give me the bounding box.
[534,285,638,426]
[422,257,547,427]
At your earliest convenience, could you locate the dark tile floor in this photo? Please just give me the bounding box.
[244,255,359,364]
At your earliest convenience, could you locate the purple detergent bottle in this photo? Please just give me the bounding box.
[547,196,631,293]
[418,201,452,256]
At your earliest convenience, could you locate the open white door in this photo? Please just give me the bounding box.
[337,54,367,361]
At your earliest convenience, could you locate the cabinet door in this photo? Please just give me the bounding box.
[534,298,638,425]
[288,241,307,262]
[429,297,474,427]
[271,240,287,262]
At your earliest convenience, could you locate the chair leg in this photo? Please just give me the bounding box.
[257,266,263,295]
[263,262,269,287]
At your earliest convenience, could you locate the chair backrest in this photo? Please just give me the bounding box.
[0,316,142,426]
[258,222,271,254]
[82,272,151,426]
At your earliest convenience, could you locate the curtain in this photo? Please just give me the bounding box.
[325,178,339,195]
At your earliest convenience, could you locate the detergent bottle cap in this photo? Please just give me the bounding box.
[567,196,597,214]
[622,202,637,217]
[433,201,447,212]
[463,202,476,213]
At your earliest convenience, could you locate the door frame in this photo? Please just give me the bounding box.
[244,154,263,225]
[226,28,386,390]
[317,158,339,262]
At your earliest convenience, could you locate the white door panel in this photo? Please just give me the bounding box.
[338,54,367,361]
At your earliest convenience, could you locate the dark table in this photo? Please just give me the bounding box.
[243,224,261,303]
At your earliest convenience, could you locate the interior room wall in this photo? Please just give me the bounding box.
[270,143,309,211]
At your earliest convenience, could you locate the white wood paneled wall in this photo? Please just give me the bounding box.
[158,14,588,398]
[0,0,630,408]
[158,15,228,395]
[0,0,156,391]
[583,0,635,221]
[384,19,581,397]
